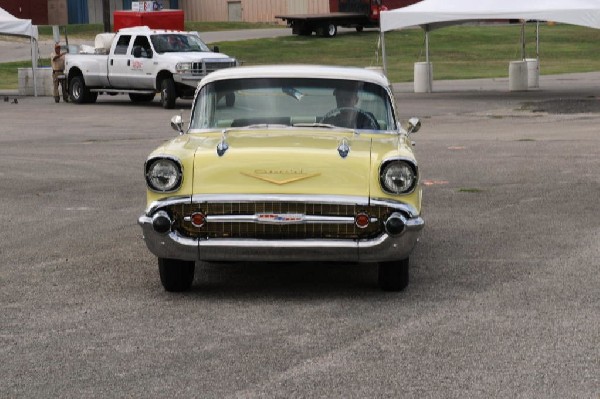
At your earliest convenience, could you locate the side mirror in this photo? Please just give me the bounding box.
[132,46,142,58]
[213,45,220,53]
[170,115,184,134]
[146,49,153,58]
[407,117,421,135]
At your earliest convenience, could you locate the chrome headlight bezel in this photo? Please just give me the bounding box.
[176,62,192,72]
[379,159,418,195]
[145,156,183,193]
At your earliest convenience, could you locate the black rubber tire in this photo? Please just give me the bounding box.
[160,77,177,109]
[69,75,90,104]
[129,93,155,103]
[378,258,409,292]
[158,258,195,292]
[318,23,337,37]
[356,26,364,32]
[87,91,98,104]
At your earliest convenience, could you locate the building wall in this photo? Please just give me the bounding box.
[48,0,69,25]
[182,0,329,23]
[88,0,123,24]
[0,0,49,24]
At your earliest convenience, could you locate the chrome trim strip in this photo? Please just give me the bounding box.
[190,193,371,206]
[205,214,376,224]
[145,196,192,215]
[145,194,420,218]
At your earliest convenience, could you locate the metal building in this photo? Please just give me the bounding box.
[0,0,328,25]
[182,0,329,23]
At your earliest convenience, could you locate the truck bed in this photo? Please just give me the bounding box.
[275,12,366,21]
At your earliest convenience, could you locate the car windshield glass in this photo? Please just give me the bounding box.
[190,77,397,132]
[150,34,211,53]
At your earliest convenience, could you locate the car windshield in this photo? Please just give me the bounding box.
[150,34,211,53]
[189,77,397,132]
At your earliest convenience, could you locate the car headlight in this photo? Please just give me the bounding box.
[380,160,417,194]
[145,157,183,192]
[176,62,192,72]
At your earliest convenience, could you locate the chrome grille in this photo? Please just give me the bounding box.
[168,201,397,240]
[190,60,235,75]
[205,61,233,74]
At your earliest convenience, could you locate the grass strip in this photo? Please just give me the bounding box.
[2,23,600,89]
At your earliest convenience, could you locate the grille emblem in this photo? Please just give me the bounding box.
[257,213,305,224]
[241,171,320,185]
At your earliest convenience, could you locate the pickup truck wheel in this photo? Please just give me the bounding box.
[160,78,177,109]
[129,93,156,103]
[378,258,409,292]
[158,258,195,292]
[70,75,89,104]
[87,92,98,103]
[318,23,337,37]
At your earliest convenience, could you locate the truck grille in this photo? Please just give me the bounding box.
[191,60,236,75]
[166,201,397,240]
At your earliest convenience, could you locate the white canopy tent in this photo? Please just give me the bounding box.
[378,0,600,80]
[0,7,39,96]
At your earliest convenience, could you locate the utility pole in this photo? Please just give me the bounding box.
[102,0,111,32]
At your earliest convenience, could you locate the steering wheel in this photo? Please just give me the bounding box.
[321,107,380,130]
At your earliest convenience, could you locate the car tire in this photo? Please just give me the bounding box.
[158,258,195,292]
[378,258,409,292]
[70,75,92,104]
[129,93,155,103]
[356,26,364,32]
[160,78,177,109]
[87,91,98,104]
[318,23,337,37]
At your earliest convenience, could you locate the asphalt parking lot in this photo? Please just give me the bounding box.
[1,74,599,398]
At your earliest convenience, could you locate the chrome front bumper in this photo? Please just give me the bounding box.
[138,195,424,263]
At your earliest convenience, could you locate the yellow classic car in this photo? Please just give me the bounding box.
[138,65,423,292]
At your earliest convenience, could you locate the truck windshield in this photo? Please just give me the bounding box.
[190,77,397,132]
[150,34,211,53]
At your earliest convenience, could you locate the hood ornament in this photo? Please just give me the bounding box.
[337,138,350,158]
[216,129,229,157]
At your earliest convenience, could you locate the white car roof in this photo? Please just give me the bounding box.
[199,65,391,88]
[117,26,193,35]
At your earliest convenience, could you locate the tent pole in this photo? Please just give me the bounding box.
[31,36,37,97]
[380,30,388,76]
[536,21,540,59]
[520,22,524,59]
[425,26,430,63]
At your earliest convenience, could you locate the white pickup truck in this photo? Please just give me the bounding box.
[65,26,238,108]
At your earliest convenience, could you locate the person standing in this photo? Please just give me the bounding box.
[51,43,68,103]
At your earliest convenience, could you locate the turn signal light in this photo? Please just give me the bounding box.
[355,212,370,229]
[191,212,206,227]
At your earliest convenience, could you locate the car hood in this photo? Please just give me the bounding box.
[161,52,234,62]
[191,129,375,197]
